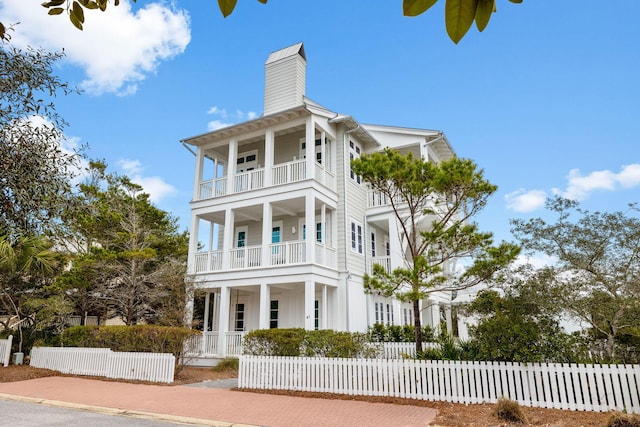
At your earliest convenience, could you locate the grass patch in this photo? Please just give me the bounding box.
[493,397,527,424]
[212,357,239,373]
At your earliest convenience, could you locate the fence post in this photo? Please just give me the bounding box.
[1,335,12,367]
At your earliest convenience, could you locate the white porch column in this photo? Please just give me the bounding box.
[222,209,234,270]
[226,139,238,195]
[305,116,315,178]
[321,284,328,329]
[217,286,230,356]
[187,214,200,274]
[264,129,274,186]
[305,194,315,264]
[304,280,315,330]
[259,282,270,329]
[388,214,404,272]
[261,202,272,267]
[192,147,204,201]
[202,292,210,354]
[203,292,211,332]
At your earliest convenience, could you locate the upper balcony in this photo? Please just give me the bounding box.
[198,159,335,201]
[192,121,337,203]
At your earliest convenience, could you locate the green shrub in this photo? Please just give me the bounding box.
[243,328,380,358]
[368,323,434,343]
[243,328,306,356]
[493,397,526,424]
[59,325,198,360]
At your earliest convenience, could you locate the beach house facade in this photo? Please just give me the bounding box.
[182,43,458,357]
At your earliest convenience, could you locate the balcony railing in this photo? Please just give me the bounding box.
[196,159,338,201]
[184,331,247,356]
[272,159,306,186]
[367,256,392,275]
[199,178,227,199]
[192,241,336,273]
[234,169,264,192]
[230,245,262,269]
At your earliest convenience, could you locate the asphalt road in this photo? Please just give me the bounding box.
[0,399,190,426]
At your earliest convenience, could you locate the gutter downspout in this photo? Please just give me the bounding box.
[181,141,197,156]
[342,125,360,332]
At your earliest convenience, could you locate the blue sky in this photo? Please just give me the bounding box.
[1,1,639,254]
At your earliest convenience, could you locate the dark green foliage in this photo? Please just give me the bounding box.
[511,198,640,362]
[417,332,479,361]
[493,397,527,424]
[243,328,380,358]
[368,323,434,343]
[351,149,519,353]
[59,325,198,360]
[0,42,81,240]
[606,413,640,427]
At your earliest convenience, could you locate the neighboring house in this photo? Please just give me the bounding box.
[182,43,461,357]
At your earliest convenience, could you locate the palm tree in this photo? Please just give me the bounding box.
[0,234,62,353]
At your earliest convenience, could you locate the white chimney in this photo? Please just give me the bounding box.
[264,42,306,116]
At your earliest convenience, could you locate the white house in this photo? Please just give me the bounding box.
[182,43,459,357]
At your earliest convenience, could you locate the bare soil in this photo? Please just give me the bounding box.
[0,364,632,426]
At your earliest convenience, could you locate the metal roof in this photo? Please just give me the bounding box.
[265,42,306,65]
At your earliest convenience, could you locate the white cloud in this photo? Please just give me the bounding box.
[505,189,547,212]
[0,0,191,95]
[207,120,234,131]
[118,158,143,175]
[553,164,640,201]
[617,164,640,188]
[117,158,176,203]
[206,106,259,130]
[131,175,177,203]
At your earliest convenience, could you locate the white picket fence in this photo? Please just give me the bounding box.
[30,347,175,383]
[0,335,12,367]
[239,356,640,413]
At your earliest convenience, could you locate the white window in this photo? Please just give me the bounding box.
[351,220,363,254]
[300,138,325,165]
[235,303,245,331]
[270,300,278,329]
[370,230,376,257]
[349,140,361,184]
[235,226,248,248]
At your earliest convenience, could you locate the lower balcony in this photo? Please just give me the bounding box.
[193,242,337,274]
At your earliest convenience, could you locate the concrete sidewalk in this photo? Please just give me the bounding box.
[0,377,437,426]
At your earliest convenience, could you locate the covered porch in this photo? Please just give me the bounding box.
[187,279,339,357]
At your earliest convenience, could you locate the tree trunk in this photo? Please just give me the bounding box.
[413,299,422,354]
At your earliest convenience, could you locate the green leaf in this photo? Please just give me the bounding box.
[42,0,65,7]
[445,0,478,44]
[69,9,83,30]
[403,0,439,16]
[257,0,268,4]
[218,0,238,17]
[72,1,85,23]
[474,0,494,31]
[85,1,99,9]
[509,0,523,3]
[48,7,65,15]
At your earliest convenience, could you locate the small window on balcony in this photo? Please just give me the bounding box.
[235,303,245,331]
[349,140,362,184]
[351,220,363,254]
[270,300,279,329]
